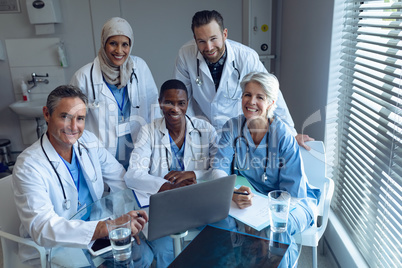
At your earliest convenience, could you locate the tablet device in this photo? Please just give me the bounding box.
[88,236,135,257]
[88,237,112,256]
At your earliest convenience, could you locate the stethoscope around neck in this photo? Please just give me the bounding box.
[40,134,97,210]
[164,115,205,170]
[233,118,271,182]
[195,58,240,99]
[89,63,139,108]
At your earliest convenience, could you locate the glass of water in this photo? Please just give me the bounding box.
[268,190,291,233]
[106,214,132,262]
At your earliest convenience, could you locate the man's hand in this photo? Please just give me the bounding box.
[127,210,148,245]
[158,171,197,192]
[92,210,149,245]
[164,171,196,184]
[295,134,315,151]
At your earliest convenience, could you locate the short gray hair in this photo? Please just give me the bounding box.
[240,72,279,118]
[46,85,88,115]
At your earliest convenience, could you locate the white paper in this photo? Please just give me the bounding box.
[229,191,270,231]
[229,187,298,231]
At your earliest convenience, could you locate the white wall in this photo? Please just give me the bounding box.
[280,0,333,141]
[0,0,333,155]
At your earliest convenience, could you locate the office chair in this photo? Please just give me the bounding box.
[298,141,335,268]
[0,175,47,268]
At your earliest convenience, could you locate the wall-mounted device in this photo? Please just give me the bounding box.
[242,0,275,73]
[26,0,62,35]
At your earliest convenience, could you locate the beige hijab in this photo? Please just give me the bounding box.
[98,17,134,89]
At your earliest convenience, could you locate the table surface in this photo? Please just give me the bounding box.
[50,187,302,268]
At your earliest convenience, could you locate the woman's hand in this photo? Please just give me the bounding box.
[232,186,254,209]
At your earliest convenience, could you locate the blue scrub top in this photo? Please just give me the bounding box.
[60,149,93,220]
[106,81,133,170]
[169,135,185,171]
[213,115,322,234]
[214,115,320,200]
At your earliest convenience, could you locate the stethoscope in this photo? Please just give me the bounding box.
[40,134,98,210]
[89,63,139,108]
[164,115,205,170]
[195,58,240,99]
[233,118,271,182]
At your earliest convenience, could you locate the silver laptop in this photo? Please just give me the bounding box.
[143,175,236,241]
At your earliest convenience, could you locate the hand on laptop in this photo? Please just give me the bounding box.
[158,171,197,192]
[232,186,254,209]
[164,171,196,185]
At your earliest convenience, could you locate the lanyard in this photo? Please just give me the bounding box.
[106,83,127,121]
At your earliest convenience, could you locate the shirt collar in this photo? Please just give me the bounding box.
[205,46,227,67]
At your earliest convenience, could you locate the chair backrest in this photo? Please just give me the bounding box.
[0,175,28,268]
[299,141,335,245]
[0,175,20,236]
[300,141,327,216]
[0,175,47,268]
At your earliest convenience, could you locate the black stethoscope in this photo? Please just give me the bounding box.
[40,134,97,210]
[89,63,139,108]
[233,118,271,182]
[165,115,205,170]
[195,58,240,99]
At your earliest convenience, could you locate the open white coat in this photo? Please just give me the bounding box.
[174,39,296,135]
[71,55,160,157]
[125,117,217,202]
[12,131,126,263]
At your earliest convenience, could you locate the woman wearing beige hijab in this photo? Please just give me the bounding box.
[71,17,159,169]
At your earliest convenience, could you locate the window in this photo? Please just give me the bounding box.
[326,0,401,267]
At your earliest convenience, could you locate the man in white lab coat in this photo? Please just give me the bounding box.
[174,10,313,149]
[12,85,153,267]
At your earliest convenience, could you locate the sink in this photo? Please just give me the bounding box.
[9,98,47,118]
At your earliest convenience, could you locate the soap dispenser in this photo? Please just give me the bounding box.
[21,81,30,102]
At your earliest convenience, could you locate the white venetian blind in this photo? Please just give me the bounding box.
[326,0,402,267]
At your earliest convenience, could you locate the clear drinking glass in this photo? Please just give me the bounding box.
[106,214,132,262]
[268,190,291,233]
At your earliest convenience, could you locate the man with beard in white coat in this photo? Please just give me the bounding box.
[174,10,314,150]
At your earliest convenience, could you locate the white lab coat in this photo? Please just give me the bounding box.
[70,55,160,157]
[12,131,126,263]
[124,116,217,202]
[174,39,296,134]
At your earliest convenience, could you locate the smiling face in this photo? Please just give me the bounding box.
[104,35,130,66]
[193,20,227,63]
[242,82,273,120]
[43,97,86,154]
[159,89,188,130]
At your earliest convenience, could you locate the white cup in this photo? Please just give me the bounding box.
[106,214,132,262]
[268,190,291,233]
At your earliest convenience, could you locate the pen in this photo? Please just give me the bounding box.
[233,191,250,196]
[137,212,143,218]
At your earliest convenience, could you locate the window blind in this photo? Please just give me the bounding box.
[326,1,401,267]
